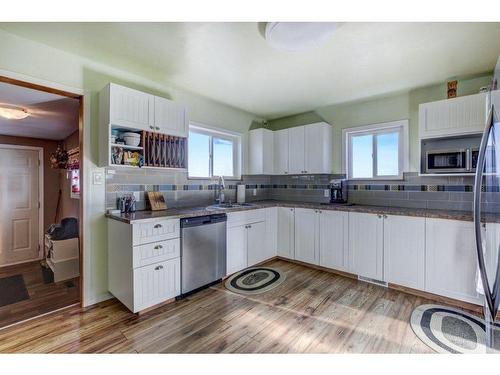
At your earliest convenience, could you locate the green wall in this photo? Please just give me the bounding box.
[268,74,493,173]
[0,29,260,305]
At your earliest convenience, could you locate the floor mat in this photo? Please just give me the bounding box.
[0,274,30,307]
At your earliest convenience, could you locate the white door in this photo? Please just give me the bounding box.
[247,221,268,266]
[109,83,154,131]
[154,96,188,137]
[273,129,289,174]
[0,147,40,266]
[319,210,349,271]
[384,215,425,290]
[277,207,295,259]
[304,123,331,174]
[294,208,318,265]
[226,224,248,275]
[348,212,384,280]
[288,126,305,174]
[425,218,482,304]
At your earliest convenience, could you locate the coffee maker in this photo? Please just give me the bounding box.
[330,179,347,203]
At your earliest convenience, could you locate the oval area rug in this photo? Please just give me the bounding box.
[410,304,500,353]
[225,267,285,295]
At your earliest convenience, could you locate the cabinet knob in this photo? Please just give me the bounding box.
[377,214,382,218]
[155,126,160,130]
[154,224,163,229]
[154,245,163,250]
[154,265,164,271]
[383,214,388,219]
[149,125,154,130]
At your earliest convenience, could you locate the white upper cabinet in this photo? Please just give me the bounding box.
[348,212,384,280]
[294,208,319,265]
[288,126,306,174]
[277,207,295,259]
[304,122,332,174]
[319,210,349,272]
[154,96,188,137]
[425,218,482,305]
[419,92,488,139]
[248,128,274,175]
[107,83,154,131]
[383,215,425,290]
[273,129,289,174]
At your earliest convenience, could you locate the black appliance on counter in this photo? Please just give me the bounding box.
[330,179,348,203]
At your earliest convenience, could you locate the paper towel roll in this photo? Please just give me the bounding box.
[237,184,246,203]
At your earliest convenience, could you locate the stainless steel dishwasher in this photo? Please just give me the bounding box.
[180,213,227,297]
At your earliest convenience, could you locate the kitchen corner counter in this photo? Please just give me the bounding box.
[105,200,481,224]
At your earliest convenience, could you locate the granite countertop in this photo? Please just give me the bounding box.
[105,199,481,224]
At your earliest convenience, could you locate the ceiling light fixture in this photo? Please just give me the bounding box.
[265,22,339,52]
[0,104,30,120]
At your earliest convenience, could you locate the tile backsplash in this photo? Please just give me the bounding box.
[105,167,500,213]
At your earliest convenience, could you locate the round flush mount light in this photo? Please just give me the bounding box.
[265,22,339,52]
[0,104,30,120]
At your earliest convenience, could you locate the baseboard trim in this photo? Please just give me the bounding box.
[276,256,358,280]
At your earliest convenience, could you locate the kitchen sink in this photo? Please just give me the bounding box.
[205,203,255,211]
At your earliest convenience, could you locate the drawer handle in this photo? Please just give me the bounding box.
[155,265,164,271]
[154,224,163,229]
[154,245,163,250]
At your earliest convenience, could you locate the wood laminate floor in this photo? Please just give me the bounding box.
[0,259,444,353]
[0,260,80,328]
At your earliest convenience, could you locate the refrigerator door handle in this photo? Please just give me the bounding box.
[473,105,497,319]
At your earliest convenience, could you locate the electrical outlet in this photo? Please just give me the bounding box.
[324,189,330,198]
[253,188,257,196]
[133,191,141,201]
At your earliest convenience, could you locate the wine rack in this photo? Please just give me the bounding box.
[142,131,187,169]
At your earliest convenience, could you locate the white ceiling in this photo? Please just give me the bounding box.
[0,82,79,140]
[1,22,500,119]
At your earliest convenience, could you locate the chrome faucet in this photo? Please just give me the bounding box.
[215,175,226,204]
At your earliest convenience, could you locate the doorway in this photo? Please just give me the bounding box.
[0,77,83,328]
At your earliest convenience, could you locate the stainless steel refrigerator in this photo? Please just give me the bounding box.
[473,59,500,351]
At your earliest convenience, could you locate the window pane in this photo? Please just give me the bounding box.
[351,134,373,178]
[213,137,234,177]
[376,132,399,176]
[188,131,210,177]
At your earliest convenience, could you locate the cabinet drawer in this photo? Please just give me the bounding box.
[133,238,180,268]
[133,258,180,312]
[132,219,180,245]
[227,209,266,228]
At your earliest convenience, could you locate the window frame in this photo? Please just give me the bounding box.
[188,122,242,180]
[342,120,409,181]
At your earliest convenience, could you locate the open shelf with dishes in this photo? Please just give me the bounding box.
[109,126,187,169]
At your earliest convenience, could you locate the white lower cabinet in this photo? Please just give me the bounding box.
[247,221,269,266]
[348,212,384,280]
[226,224,248,275]
[319,210,349,271]
[294,208,319,265]
[277,207,295,259]
[133,258,180,312]
[425,218,482,304]
[383,215,425,290]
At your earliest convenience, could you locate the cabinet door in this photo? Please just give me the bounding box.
[425,218,482,304]
[319,210,349,271]
[277,207,295,259]
[109,83,154,131]
[133,258,180,312]
[227,225,248,275]
[348,212,384,280]
[154,96,188,137]
[294,208,318,265]
[247,221,268,266]
[288,126,305,174]
[265,207,278,259]
[248,128,274,175]
[384,215,425,290]
[305,123,332,174]
[273,129,289,174]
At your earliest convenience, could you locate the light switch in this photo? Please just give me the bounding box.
[253,188,257,196]
[133,191,141,201]
[324,189,330,198]
[93,171,104,185]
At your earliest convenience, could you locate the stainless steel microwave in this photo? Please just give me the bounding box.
[425,148,478,173]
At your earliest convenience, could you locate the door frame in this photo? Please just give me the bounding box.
[0,71,89,308]
[0,144,44,265]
